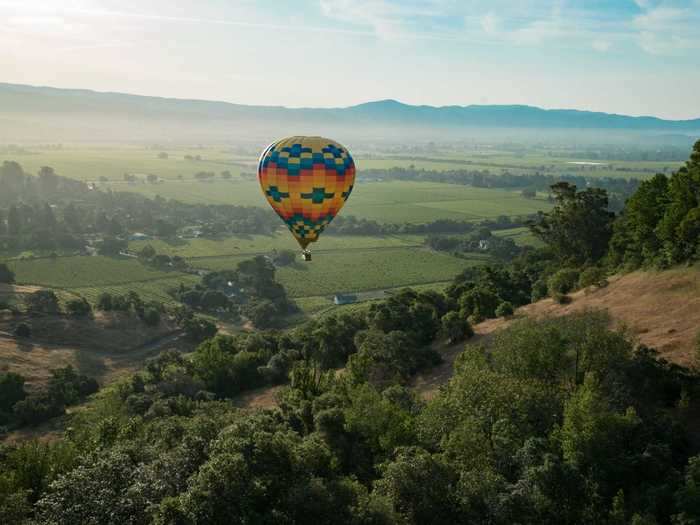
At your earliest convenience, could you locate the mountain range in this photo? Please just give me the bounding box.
[1,82,699,143]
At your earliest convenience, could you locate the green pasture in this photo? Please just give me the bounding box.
[492,226,543,247]
[5,256,183,288]
[129,233,418,259]
[113,179,551,224]
[1,146,244,181]
[191,247,490,298]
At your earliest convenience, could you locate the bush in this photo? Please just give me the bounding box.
[13,395,64,426]
[495,301,514,318]
[0,372,26,413]
[578,266,609,289]
[25,290,60,314]
[141,307,161,327]
[440,311,474,344]
[183,315,217,342]
[531,278,549,302]
[96,292,113,311]
[548,268,580,296]
[0,263,15,284]
[65,297,92,318]
[14,323,31,337]
[554,293,572,305]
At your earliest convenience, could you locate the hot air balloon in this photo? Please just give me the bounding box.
[257,136,356,261]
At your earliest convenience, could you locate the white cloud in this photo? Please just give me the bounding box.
[632,4,700,55]
[479,12,500,35]
[592,39,611,52]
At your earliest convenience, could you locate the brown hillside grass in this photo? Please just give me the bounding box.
[0,310,185,389]
[413,266,700,400]
[479,266,700,367]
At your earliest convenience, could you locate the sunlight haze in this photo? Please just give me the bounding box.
[2,0,700,118]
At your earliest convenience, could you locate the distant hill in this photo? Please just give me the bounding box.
[1,82,699,142]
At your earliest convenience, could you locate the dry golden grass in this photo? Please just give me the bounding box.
[0,310,185,389]
[478,266,700,366]
[413,266,700,399]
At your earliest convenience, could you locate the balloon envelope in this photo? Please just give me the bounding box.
[257,136,356,249]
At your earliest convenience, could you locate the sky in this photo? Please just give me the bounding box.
[1,0,699,119]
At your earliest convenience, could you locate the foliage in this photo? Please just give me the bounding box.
[548,268,580,296]
[529,182,615,264]
[610,140,700,268]
[495,301,514,317]
[440,311,474,344]
[578,266,609,289]
[0,263,14,284]
[25,290,60,314]
[65,296,92,318]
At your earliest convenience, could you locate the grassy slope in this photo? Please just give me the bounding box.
[413,266,700,400]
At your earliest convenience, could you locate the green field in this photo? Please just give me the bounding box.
[2,144,659,319]
[114,179,551,223]
[3,255,193,304]
[492,226,544,247]
[191,247,489,298]
[2,146,245,181]
[130,233,419,259]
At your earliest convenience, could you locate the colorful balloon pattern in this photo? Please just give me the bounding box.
[257,136,356,250]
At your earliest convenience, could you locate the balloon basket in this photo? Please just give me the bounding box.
[301,250,312,262]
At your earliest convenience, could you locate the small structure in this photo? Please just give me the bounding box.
[333,294,357,305]
[129,232,151,241]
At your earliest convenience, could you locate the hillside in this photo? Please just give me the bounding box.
[413,266,700,400]
[2,82,700,142]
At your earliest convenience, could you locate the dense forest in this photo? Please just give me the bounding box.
[1,141,699,524]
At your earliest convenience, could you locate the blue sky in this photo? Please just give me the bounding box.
[1,0,699,118]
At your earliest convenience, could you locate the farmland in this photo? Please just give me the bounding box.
[1,145,680,184]
[1,142,664,318]
[193,247,490,298]
[1,256,195,305]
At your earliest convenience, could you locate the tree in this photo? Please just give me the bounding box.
[0,372,26,413]
[7,205,21,236]
[495,301,514,318]
[25,290,60,314]
[547,268,579,296]
[142,307,161,327]
[65,297,92,318]
[96,292,113,311]
[200,291,230,311]
[440,311,474,344]
[374,447,462,524]
[14,323,31,337]
[183,315,218,342]
[0,263,14,284]
[138,244,156,260]
[244,299,277,329]
[529,182,615,264]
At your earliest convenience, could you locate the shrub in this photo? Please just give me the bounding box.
[25,290,60,314]
[0,372,26,413]
[495,301,514,318]
[65,297,92,318]
[0,263,15,284]
[554,293,572,305]
[14,323,31,337]
[141,307,161,327]
[531,278,549,302]
[578,266,609,289]
[183,315,217,342]
[440,311,474,344]
[548,268,580,296]
[96,292,113,311]
[13,395,64,426]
